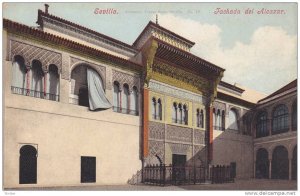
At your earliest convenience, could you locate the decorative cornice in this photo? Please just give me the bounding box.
[141,39,158,87]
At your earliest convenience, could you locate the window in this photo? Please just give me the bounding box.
[121,84,129,114]
[292,101,297,131]
[196,109,204,128]
[172,102,177,123]
[256,112,268,138]
[272,104,289,134]
[221,110,225,131]
[183,104,188,125]
[81,156,96,183]
[178,103,183,124]
[213,108,216,129]
[130,86,138,115]
[157,99,162,120]
[19,145,37,184]
[213,108,224,131]
[30,60,44,98]
[46,64,59,101]
[152,97,157,119]
[11,55,27,95]
[113,81,120,112]
[228,109,238,130]
[70,65,110,110]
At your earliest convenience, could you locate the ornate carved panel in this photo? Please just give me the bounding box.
[213,101,226,111]
[112,69,140,91]
[149,121,165,140]
[149,140,165,162]
[166,125,192,143]
[70,57,107,88]
[148,80,207,104]
[10,40,62,72]
[169,143,190,155]
[194,130,205,145]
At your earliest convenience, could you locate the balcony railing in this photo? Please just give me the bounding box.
[11,86,59,101]
[112,106,139,116]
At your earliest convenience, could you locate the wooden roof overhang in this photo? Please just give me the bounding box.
[153,38,225,79]
[3,18,143,71]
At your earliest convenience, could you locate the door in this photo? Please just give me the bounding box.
[172,154,186,183]
[19,145,37,184]
[81,156,96,183]
[79,87,89,107]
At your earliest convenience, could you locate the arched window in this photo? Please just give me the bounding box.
[292,101,297,131]
[30,60,44,98]
[196,109,204,128]
[183,104,188,125]
[172,102,177,123]
[178,103,183,124]
[213,108,216,129]
[157,99,162,120]
[46,64,59,101]
[228,108,238,130]
[221,110,225,131]
[256,112,268,138]
[272,104,289,134]
[19,145,37,184]
[113,81,120,112]
[152,97,157,120]
[130,86,138,115]
[11,55,27,95]
[122,84,129,114]
[216,109,221,130]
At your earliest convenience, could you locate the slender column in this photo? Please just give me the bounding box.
[289,158,292,180]
[26,67,30,95]
[143,87,149,158]
[268,159,272,179]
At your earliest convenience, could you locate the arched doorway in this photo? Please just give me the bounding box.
[292,146,297,180]
[19,145,37,184]
[272,146,289,179]
[255,148,269,179]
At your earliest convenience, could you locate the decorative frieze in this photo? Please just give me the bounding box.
[166,125,192,143]
[112,69,140,91]
[148,80,207,104]
[194,130,205,145]
[10,40,62,72]
[169,143,190,155]
[149,121,165,140]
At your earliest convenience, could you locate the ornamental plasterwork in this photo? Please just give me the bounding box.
[194,130,206,145]
[213,101,226,111]
[194,145,205,155]
[148,140,165,163]
[70,57,107,89]
[148,79,207,105]
[152,60,210,95]
[112,69,140,91]
[166,125,192,143]
[42,17,136,57]
[169,143,190,155]
[10,40,62,72]
[149,121,165,140]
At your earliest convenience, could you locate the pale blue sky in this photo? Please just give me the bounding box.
[3,2,298,94]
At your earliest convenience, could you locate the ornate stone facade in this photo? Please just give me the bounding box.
[166,125,192,143]
[149,121,165,140]
[112,69,140,91]
[10,40,62,72]
[148,140,165,163]
[194,130,205,145]
[169,143,190,155]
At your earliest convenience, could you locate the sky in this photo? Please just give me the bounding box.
[2,2,297,94]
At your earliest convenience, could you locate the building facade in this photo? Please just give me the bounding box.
[3,7,297,188]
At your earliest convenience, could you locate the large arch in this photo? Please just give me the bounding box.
[19,145,37,184]
[271,145,289,179]
[255,148,269,179]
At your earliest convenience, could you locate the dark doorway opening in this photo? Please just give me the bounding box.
[256,148,269,179]
[81,156,96,183]
[79,87,89,107]
[19,145,37,184]
[172,154,186,182]
[272,146,289,179]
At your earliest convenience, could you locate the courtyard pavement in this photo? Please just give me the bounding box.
[6,179,297,191]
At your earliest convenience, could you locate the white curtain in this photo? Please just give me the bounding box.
[152,99,156,119]
[229,110,238,130]
[31,66,43,98]
[87,68,111,110]
[12,61,26,93]
[172,104,177,122]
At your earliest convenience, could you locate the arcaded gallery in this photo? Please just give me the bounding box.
[3,6,297,188]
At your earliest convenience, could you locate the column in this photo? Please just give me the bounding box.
[268,118,272,136]
[268,159,272,179]
[289,158,292,180]
[60,52,70,104]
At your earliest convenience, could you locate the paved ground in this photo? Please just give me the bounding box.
[6,179,297,191]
